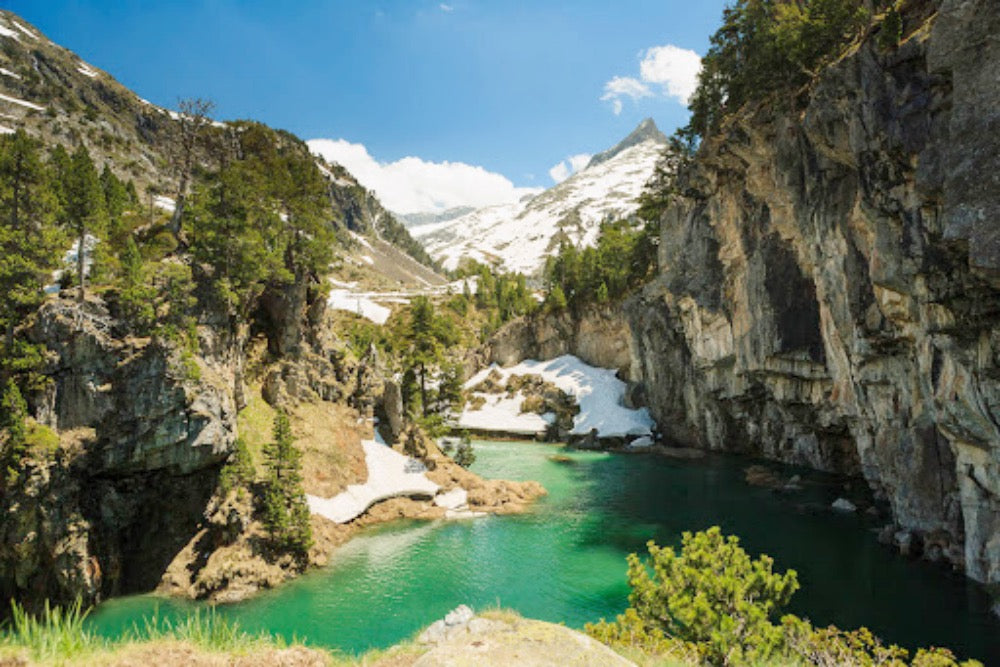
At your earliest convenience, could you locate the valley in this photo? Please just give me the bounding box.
[0,1,998,665]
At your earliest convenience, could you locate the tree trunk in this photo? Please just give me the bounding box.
[77,229,86,302]
[168,173,188,240]
[419,362,427,417]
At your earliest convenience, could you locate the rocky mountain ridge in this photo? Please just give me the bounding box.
[410,118,668,275]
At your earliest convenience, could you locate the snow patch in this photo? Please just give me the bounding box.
[11,21,36,40]
[152,195,176,213]
[0,23,20,40]
[46,234,99,293]
[460,355,655,439]
[0,68,21,80]
[76,63,98,78]
[327,288,392,325]
[0,93,45,111]
[307,439,440,524]
[0,125,13,135]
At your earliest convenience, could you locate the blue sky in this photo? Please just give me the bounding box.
[4,1,728,212]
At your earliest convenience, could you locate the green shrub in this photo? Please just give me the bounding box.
[24,421,60,459]
[588,527,983,666]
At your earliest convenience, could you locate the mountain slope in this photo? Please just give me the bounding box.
[0,9,439,285]
[410,119,668,276]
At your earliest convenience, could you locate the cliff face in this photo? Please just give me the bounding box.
[487,305,633,380]
[0,298,236,607]
[627,0,1000,582]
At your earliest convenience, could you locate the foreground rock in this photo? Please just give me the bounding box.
[412,606,634,667]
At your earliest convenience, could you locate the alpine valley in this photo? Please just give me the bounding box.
[0,2,999,666]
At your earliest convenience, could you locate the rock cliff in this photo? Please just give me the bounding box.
[487,304,633,379]
[627,0,1000,583]
[1,297,236,606]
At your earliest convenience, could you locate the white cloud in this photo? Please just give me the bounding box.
[639,45,701,104]
[308,138,541,215]
[548,153,592,184]
[439,3,453,11]
[601,44,701,114]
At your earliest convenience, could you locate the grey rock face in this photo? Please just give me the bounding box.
[488,304,633,380]
[1,297,239,609]
[627,0,1000,583]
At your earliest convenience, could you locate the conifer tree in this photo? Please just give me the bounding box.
[261,411,312,556]
[117,236,155,334]
[0,378,27,473]
[0,131,63,376]
[63,145,107,301]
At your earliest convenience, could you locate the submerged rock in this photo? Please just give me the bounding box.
[832,498,858,513]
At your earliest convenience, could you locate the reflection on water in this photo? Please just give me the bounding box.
[88,441,1000,662]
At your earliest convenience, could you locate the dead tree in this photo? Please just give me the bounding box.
[168,97,215,242]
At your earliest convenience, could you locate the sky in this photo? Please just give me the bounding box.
[3,1,728,214]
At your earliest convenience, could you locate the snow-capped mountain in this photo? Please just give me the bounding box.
[409,118,669,275]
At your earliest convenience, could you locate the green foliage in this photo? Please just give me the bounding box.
[628,528,796,663]
[377,211,440,270]
[133,606,275,652]
[0,131,64,353]
[404,296,459,416]
[688,0,870,140]
[588,527,983,666]
[453,436,476,468]
[116,236,156,335]
[878,3,903,49]
[544,219,656,313]
[467,262,537,328]
[0,378,28,471]
[436,362,465,413]
[260,411,312,557]
[0,599,310,663]
[23,421,60,460]
[4,599,103,661]
[219,437,255,496]
[62,145,108,301]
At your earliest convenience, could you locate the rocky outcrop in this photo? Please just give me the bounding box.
[0,297,237,609]
[627,0,1000,583]
[488,304,633,379]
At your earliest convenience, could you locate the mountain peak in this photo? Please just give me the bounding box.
[586,118,667,169]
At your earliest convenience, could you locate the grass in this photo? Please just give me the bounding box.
[0,600,331,666]
[236,384,277,476]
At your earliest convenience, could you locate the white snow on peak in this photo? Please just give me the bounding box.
[307,439,440,524]
[412,138,666,275]
[460,355,655,439]
[0,125,14,135]
[0,67,21,80]
[0,92,45,111]
[76,63,98,78]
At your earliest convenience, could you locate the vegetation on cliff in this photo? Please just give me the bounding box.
[685,0,905,142]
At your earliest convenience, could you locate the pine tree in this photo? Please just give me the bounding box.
[117,236,155,334]
[63,145,107,302]
[0,378,28,473]
[0,131,62,351]
[261,411,312,556]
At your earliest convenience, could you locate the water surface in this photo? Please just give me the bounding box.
[89,440,1000,662]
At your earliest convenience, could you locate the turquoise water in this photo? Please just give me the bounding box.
[88,441,1000,663]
